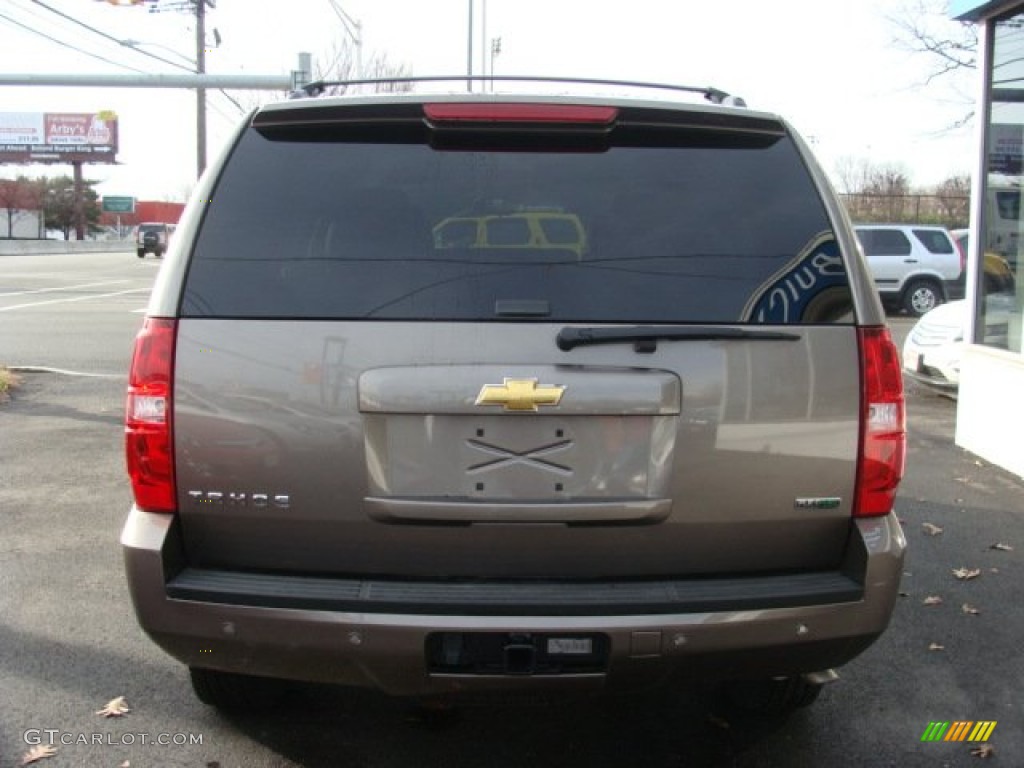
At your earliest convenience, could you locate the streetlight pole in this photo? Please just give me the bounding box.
[467,0,473,92]
[480,0,486,81]
[328,2,362,78]
[196,0,207,178]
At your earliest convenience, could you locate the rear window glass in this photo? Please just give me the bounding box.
[913,229,954,254]
[857,229,911,256]
[183,125,850,324]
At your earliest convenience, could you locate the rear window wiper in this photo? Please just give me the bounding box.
[556,325,801,353]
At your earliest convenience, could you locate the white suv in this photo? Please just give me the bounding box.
[854,225,962,316]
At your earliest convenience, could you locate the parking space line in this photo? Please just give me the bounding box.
[0,288,149,312]
[8,365,122,379]
[0,279,129,298]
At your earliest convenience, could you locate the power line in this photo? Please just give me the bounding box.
[0,9,148,73]
[5,0,191,74]
[28,0,192,73]
[119,43,195,73]
[205,94,235,123]
[215,89,245,113]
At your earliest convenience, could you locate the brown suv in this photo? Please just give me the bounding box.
[122,78,907,715]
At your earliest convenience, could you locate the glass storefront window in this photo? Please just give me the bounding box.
[984,13,1024,352]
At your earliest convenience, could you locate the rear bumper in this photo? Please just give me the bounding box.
[122,508,905,697]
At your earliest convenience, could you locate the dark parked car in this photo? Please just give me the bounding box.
[122,78,907,716]
[135,222,173,259]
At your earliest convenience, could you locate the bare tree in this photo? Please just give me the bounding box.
[837,159,918,222]
[891,0,978,81]
[864,166,913,221]
[838,160,971,226]
[360,53,413,92]
[890,0,977,129]
[834,156,876,195]
[934,173,971,224]
[315,38,412,96]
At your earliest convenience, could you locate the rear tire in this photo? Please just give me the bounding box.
[902,280,943,316]
[189,667,286,710]
[136,249,145,259]
[721,676,823,716]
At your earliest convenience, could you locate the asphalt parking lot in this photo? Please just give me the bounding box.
[1,252,1022,767]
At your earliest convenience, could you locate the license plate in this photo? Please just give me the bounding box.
[546,637,592,655]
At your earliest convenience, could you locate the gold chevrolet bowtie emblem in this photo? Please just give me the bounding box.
[475,378,566,412]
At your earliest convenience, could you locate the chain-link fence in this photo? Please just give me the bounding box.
[839,193,970,229]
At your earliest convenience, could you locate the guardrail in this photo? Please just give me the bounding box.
[0,240,134,256]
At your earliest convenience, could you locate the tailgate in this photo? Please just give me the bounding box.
[172,320,859,579]
[167,98,865,582]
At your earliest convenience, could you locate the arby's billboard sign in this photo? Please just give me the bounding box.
[0,111,119,164]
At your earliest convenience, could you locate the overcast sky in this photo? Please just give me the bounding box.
[0,0,978,202]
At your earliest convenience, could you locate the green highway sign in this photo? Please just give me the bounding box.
[102,196,135,213]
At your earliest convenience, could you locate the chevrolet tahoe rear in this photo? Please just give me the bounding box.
[122,83,906,713]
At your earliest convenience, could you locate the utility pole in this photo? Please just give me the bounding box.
[195,0,207,178]
[73,161,85,240]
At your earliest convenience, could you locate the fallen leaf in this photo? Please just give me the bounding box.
[953,567,982,580]
[990,542,1014,551]
[923,595,943,606]
[96,695,130,718]
[971,744,995,758]
[922,523,944,536]
[120,762,131,768]
[21,745,56,765]
[928,643,945,651]
[962,603,981,615]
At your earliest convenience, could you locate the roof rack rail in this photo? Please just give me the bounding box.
[290,75,746,107]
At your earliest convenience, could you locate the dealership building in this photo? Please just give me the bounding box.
[948,1,1024,478]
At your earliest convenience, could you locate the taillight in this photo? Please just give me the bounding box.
[956,238,966,276]
[855,327,906,517]
[424,103,618,124]
[125,318,176,513]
